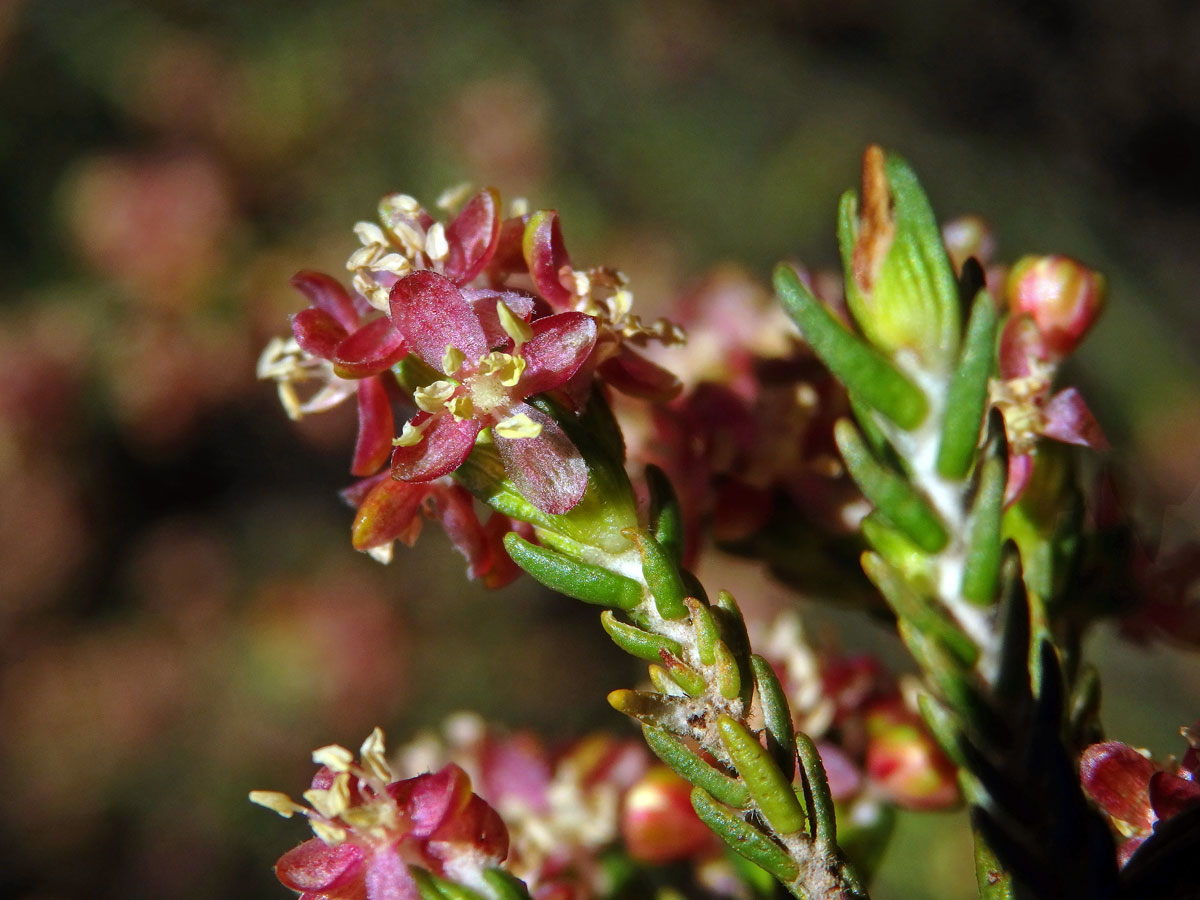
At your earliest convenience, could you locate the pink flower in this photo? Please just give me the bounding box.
[1080,725,1200,866]
[286,271,408,476]
[388,270,597,515]
[342,471,531,587]
[252,730,509,900]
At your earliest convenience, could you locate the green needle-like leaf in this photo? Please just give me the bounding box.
[775,264,928,430]
[685,596,720,666]
[961,454,1006,605]
[836,419,949,553]
[863,552,978,669]
[713,640,741,700]
[600,611,683,661]
[794,731,838,848]
[937,289,998,480]
[718,716,807,835]
[481,870,534,900]
[750,655,796,777]
[642,724,750,809]
[627,529,689,619]
[646,465,685,564]
[503,533,643,610]
[689,787,801,884]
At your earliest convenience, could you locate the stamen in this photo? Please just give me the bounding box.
[425,222,449,262]
[249,790,304,818]
[394,418,432,447]
[436,182,474,212]
[442,346,466,376]
[494,413,543,439]
[496,300,533,347]
[414,380,458,413]
[360,727,393,782]
[312,744,355,772]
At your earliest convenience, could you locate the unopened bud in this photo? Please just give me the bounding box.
[863,700,958,810]
[1006,254,1105,358]
[621,765,717,863]
[941,214,996,273]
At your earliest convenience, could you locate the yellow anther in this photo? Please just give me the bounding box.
[476,351,525,388]
[310,820,349,846]
[394,419,431,447]
[494,413,543,439]
[347,245,380,271]
[509,197,529,217]
[360,727,392,783]
[414,380,457,414]
[248,790,302,818]
[353,221,387,247]
[442,345,466,376]
[446,395,475,421]
[304,772,351,819]
[312,744,355,772]
[425,222,449,262]
[436,182,474,212]
[497,300,534,347]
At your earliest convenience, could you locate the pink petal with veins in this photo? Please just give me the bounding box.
[389,271,487,369]
[599,348,682,401]
[1149,770,1200,821]
[391,412,482,482]
[364,848,419,900]
[431,485,491,579]
[465,289,536,349]
[292,307,349,360]
[493,404,588,514]
[351,377,396,477]
[292,270,361,332]
[520,312,597,396]
[1080,741,1156,830]
[523,210,574,309]
[335,317,409,379]
[351,475,427,551]
[444,188,501,285]
[277,839,364,893]
[1044,388,1109,450]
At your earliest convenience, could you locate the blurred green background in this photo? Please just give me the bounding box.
[3,1,1200,898]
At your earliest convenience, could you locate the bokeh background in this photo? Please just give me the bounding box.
[3,1,1200,898]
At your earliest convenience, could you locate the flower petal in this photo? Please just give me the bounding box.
[425,793,510,865]
[1043,387,1109,451]
[493,404,588,514]
[395,764,474,839]
[598,348,682,401]
[351,377,396,476]
[293,307,349,360]
[430,485,491,579]
[391,412,482,482]
[389,271,487,369]
[351,473,428,552]
[292,270,361,332]
[522,210,574,309]
[464,289,536,349]
[364,848,420,900]
[1080,741,1156,830]
[998,314,1048,380]
[443,188,501,285]
[519,312,597,397]
[277,838,364,893]
[335,317,408,379]
[1148,770,1200,821]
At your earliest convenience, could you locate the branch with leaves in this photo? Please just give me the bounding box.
[255,149,1195,900]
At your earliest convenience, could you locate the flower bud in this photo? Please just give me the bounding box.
[621,765,717,863]
[1006,254,1105,359]
[863,699,959,810]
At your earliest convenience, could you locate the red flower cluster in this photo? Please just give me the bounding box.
[252,729,509,900]
[1080,723,1200,866]
[260,187,685,567]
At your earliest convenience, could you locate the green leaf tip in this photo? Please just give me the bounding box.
[641,724,751,809]
[937,289,998,480]
[600,610,683,661]
[717,715,807,835]
[775,263,928,430]
[503,533,643,610]
[625,528,689,620]
[690,787,801,884]
[835,419,949,553]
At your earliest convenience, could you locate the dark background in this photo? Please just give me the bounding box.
[2,2,1199,898]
